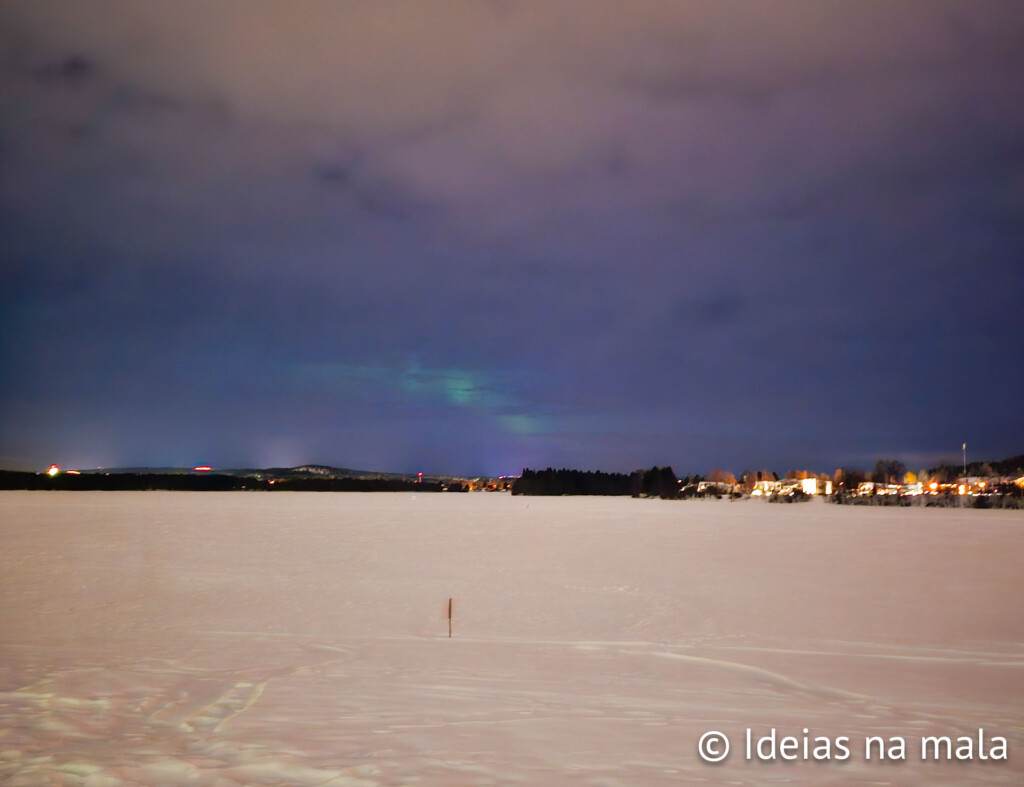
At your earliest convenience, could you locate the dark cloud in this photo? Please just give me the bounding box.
[32,53,96,84]
[1,1,1022,475]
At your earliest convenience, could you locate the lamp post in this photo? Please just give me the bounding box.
[962,442,967,477]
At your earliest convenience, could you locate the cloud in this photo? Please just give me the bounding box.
[2,1,1023,472]
[32,53,96,84]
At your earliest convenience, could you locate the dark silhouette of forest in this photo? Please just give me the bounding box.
[511,467,679,498]
[0,470,443,493]
[4,452,1021,498]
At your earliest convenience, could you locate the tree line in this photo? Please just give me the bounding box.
[0,470,445,493]
[511,467,679,498]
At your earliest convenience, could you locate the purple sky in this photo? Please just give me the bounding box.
[2,2,1023,476]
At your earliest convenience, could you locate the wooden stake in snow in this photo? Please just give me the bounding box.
[448,597,453,638]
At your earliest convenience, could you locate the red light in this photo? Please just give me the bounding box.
[193,465,213,472]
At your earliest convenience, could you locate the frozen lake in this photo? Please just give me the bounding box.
[1,491,1022,785]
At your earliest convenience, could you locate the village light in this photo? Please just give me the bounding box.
[46,464,60,477]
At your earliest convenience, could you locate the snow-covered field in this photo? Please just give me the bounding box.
[1,491,1022,785]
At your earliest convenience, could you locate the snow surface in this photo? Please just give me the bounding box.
[1,491,1022,785]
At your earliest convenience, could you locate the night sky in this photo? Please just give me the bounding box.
[2,2,1023,477]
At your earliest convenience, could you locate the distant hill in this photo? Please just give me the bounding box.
[78,466,196,475]
[987,455,1024,477]
[0,469,448,493]
[69,464,463,483]
[926,454,1024,478]
[218,465,406,479]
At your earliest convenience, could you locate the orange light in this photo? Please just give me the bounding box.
[929,482,938,491]
[66,470,81,475]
